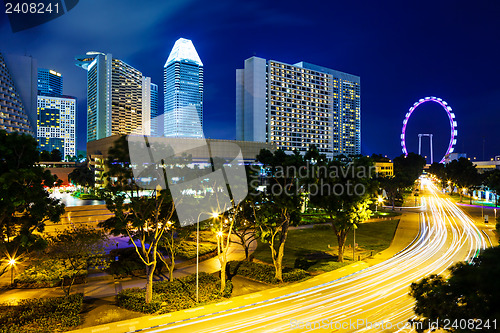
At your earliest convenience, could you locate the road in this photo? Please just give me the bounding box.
[72,179,489,333]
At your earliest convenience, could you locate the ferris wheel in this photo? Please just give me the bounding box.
[401,97,457,164]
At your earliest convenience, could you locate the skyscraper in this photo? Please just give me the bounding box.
[36,68,76,158]
[0,52,34,134]
[164,38,203,138]
[236,57,361,158]
[37,68,62,96]
[79,52,151,142]
[150,82,159,136]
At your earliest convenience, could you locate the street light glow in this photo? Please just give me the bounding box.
[217,231,223,237]
[212,212,219,218]
[377,197,383,204]
[8,258,16,266]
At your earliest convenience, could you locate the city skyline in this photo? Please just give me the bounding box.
[0,1,499,160]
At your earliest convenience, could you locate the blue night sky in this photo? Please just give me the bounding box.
[1,0,499,162]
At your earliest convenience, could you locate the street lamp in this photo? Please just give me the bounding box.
[8,258,16,284]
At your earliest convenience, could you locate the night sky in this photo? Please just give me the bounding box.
[1,0,499,162]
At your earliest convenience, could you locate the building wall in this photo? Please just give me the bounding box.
[0,52,33,134]
[1,53,37,134]
[150,82,159,136]
[375,162,394,177]
[37,95,76,157]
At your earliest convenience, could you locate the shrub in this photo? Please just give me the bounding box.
[14,259,86,288]
[116,272,232,314]
[0,293,83,333]
[312,223,331,230]
[177,241,216,260]
[227,261,309,284]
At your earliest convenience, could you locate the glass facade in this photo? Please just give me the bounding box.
[150,82,158,136]
[164,38,203,138]
[37,68,63,96]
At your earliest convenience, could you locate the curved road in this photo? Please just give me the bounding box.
[82,179,488,333]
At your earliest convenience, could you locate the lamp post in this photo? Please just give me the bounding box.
[8,258,16,284]
[376,196,383,212]
[352,225,357,261]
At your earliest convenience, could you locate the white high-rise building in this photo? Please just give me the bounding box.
[37,95,76,158]
[236,57,360,158]
[163,38,203,138]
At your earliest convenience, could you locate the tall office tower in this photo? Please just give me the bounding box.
[141,76,151,136]
[236,57,360,158]
[37,68,63,96]
[164,38,203,138]
[0,52,34,134]
[0,52,38,134]
[37,95,76,157]
[82,53,148,142]
[150,82,159,136]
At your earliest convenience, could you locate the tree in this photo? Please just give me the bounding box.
[410,246,500,332]
[445,157,480,203]
[102,189,176,303]
[99,135,177,304]
[428,162,446,187]
[0,131,64,251]
[393,153,426,188]
[158,220,193,282]
[40,150,51,162]
[308,156,376,262]
[68,164,95,190]
[254,149,303,281]
[48,225,109,295]
[231,202,257,262]
[50,149,63,162]
[379,175,403,211]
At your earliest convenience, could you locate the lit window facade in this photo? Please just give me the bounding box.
[37,95,76,157]
[236,57,360,158]
[83,53,153,142]
[164,38,203,138]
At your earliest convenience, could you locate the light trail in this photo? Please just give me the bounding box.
[136,179,487,333]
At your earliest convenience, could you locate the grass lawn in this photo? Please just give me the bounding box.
[252,219,399,272]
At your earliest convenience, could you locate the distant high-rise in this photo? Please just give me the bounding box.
[150,82,159,136]
[78,52,150,142]
[0,52,34,134]
[37,68,62,96]
[164,38,203,138]
[236,57,361,158]
[37,95,76,158]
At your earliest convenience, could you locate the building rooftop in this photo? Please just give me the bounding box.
[165,38,203,67]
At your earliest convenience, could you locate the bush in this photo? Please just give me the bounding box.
[227,261,309,284]
[0,293,83,333]
[14,259,86,288]
[177,241,216,260]
[312,223,331,230]
[116,272,232,314]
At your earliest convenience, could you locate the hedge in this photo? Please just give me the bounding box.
[227,261,309,284]
[0,293,83,333]
[116,272,232,314]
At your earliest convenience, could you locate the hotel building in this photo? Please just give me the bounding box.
[236,57,360,158]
